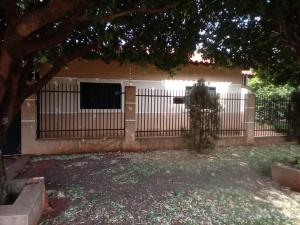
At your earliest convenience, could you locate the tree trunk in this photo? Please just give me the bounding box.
[0,93,21,203]
[0,45,12,203]
[0,124,8,205]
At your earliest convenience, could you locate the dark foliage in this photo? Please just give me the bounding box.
[186,79,220,152]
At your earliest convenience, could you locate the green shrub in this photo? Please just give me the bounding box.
[185,79,220,153]
[249,76,294,135]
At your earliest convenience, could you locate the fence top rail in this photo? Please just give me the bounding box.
[136,94,185,97]
[136,89,247,98]
[256,95,292,100]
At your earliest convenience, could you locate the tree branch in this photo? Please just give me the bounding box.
[73,3,178,22]
[17,55,34,100]
[16,23,76,58]
[4,0,18,25]
[14,0,80,38]
[25,41,100,96]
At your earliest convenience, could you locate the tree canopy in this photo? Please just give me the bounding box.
[0,0,299,131]
[197,0,300,86]
[0,0,202,132]
[248,76,294,98]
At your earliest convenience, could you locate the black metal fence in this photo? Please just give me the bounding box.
[255,95,292,136]
[136,89,246,137]
[218,93,246,136]
[136,89,189,137]
[36,82,125,139]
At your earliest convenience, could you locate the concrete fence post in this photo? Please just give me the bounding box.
[245,94,255,144]
[124,86,136,149]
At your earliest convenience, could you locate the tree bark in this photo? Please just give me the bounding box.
[0,46,22,204]
[0,49,13,104]
[0,118,8,205]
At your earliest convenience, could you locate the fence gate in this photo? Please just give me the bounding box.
[2,111,21,155]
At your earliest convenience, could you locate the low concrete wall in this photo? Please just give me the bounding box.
[24,137,124,155]
[22,136,249,155]
[0,178,45,225]
[254,136,295,146]
[271,163,300,192]
[23,135,294,155]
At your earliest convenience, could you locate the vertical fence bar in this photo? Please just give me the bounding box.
[180,90,183,135]
[56,83,59,138]
[51,84,53,138]
[44,84,48,138]
[76,83,78,138]
[175,90,178,136]
[152,89,155,136]
[142,89,144,137]
[68,84,71,138]
[163,89,166,136]
[169,90,172,135]
[49,84,52,138]
[136,89,139,137]
[54,83,57,138]
[149,89,152,136]
[230,94,233,136]
[220,94,223,136]
[123,91,125,136]
[40,88,43,139]
[156,89,159,136]
[36,88,41,139]
[72,84,75,138]
[59,84,62,138]
[168,90,171,136]
[146,89,149,136]
[83,85,86,138]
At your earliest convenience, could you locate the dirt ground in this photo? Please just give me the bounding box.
[19,145,300,225]
[3,155,19,169]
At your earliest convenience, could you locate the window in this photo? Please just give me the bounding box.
[80,82,121,109]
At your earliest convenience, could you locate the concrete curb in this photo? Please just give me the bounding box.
[0,177,45,225]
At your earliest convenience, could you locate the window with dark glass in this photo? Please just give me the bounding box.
[80,82,121,109]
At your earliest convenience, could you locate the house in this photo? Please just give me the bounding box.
[9,57,251,155]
